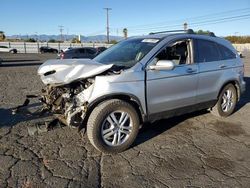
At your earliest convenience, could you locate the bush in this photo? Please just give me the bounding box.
[110,40,118,44]
[71,38,81,43]
[195,30,211,35]
[0,31,6,41]
[224,36,250,44]
[25,38,36,42]
[48,39,59,43]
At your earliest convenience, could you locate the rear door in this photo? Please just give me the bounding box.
[146,38,199,115]
[195,39,226,103]
[85,48,97,59]
[78,48,87,58]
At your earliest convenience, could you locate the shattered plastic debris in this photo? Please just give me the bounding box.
[27,119,64,136]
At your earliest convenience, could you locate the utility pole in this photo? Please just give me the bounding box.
[103,8,112,43]
[66,28,69,41]
[58,25,64,42]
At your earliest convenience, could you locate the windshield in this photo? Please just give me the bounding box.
[94,38,160,68]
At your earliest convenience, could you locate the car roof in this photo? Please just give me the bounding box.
[75,47,96,49]
[69,47,96,50]
[65,47,97,53]
[129,32,234,52]
[130,32,217,40]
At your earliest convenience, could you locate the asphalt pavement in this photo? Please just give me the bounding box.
[0,52,250,187]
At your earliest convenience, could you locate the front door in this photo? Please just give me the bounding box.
[146,39,198,116]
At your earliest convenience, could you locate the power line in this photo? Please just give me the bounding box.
[68,8,250,37]
[124,13,250,33]
[85,30,106,36]
[189,15,250,28]
[114,8,250,31]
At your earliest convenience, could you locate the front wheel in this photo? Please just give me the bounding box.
[87,99,140,153]
[211,84,237,117]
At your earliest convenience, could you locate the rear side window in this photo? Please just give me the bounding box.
[196,39,221,63]
[217,44,236,60]
[78,49,85,53]
[86,48,97,54]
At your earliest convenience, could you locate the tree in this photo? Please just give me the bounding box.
[71,37,81,43]
[195,30,211,35]
[225,36,250,44]
[25,38,36,42]
[110,40,118,44]
[0,31,6,41]
[48,39,59,43]
[123,28,128,39]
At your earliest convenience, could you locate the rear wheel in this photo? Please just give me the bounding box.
[211,84,237,117]
[87,99,140,153]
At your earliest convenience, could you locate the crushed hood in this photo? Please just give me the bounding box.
[38,59,113,85]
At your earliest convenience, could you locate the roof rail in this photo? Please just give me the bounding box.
[149,29,195,35]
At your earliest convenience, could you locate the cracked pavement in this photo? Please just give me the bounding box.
[0,53,250,187]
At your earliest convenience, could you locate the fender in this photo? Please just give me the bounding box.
[87,93,147,123]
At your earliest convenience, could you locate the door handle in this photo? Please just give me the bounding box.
[219,64,227,68]
[186,68,197,73]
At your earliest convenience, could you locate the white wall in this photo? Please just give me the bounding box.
[0,42,112,53]
[233,44,250,52]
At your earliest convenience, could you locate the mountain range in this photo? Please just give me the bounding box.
[7,34,123,42]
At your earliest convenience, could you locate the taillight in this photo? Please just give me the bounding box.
[60,53,65,59]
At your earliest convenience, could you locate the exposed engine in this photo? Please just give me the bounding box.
[40,78,94,127]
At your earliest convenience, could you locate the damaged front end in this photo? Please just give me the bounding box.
[40,78,94,127]
[13,59,116,132]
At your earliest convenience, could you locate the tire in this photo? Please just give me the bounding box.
[87,99,140,153]
[211,84,237,117]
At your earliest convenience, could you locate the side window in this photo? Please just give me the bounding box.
[217,44,236,60]
[196,40,221,62]
[86,48,97,54]
[78,49,85,54]
[154,39,191,65]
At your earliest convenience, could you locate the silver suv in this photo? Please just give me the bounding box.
[30,30,246,153]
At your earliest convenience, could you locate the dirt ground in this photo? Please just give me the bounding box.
[0,52,250,188]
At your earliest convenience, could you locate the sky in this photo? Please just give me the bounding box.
[1,0,250,37]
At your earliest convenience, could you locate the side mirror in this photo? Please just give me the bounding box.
[149,60,175,71]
